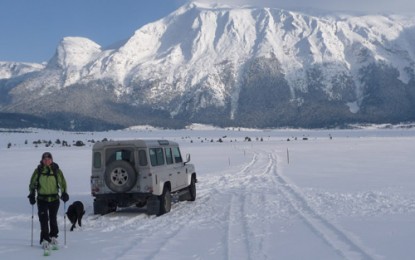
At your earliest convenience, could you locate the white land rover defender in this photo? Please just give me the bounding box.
[90,139,197,216]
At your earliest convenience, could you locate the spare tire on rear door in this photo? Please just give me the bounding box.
[104,160,137,193]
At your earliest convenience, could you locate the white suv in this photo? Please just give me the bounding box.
[90,139,197,216]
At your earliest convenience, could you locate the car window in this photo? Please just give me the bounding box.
[93,152,101,168]
[172,147,182,163]
[106,148,134,165]
[149,148,165,166]
[165,148,173,164]
[138,150,148,166]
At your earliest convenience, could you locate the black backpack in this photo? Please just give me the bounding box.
[35,162,60,192]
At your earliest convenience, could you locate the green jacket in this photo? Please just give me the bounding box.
[29,162,67,202]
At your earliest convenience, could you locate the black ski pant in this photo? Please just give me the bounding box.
[37,199,60,244]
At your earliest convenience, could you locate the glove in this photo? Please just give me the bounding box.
[28,193,36,205]
[61,192,69,202]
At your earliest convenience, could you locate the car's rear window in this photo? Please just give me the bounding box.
[105,148,134,165]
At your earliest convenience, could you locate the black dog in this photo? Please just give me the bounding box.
[66,201,85,231]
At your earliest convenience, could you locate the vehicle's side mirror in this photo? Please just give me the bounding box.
[184,153,191,164]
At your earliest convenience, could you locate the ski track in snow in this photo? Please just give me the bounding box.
[119,206,201,260]
[88,204,199,259]
[215,150,281,260]
[267,150,378,260]
[225,153,257,260]
[209,147,380,259]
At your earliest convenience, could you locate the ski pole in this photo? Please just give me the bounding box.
[31,204,34,247]
[64,202,67,246]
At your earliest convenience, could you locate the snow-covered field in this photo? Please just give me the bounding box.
[1,126,414,259]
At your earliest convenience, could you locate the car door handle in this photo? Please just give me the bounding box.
[177,172,181,174]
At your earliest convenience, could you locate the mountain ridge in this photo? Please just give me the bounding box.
[1,3,415,130]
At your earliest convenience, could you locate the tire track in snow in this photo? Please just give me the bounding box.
[110,204,198,260]
[101,214,146,232]
[224,152,271,260]
[85,204,196,259]
[136,206,200,260]
[267,151,377,260]
[226,194,251,260]
[224,153,257,260]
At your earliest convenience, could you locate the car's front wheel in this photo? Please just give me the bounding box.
[187,176,196,201]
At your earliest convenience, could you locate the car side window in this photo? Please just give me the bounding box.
[172,147,182,163]
[165,148,174,165]
[149,148,165,166]
[93,152,101,168]
[138,150,148,166]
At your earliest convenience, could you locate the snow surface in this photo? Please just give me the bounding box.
[1,126,415,259]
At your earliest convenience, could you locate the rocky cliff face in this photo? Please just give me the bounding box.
[1,2,415,130]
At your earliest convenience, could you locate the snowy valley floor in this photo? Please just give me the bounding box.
[0,127,414,259]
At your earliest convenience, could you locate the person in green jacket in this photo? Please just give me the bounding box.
[28,152,69,246]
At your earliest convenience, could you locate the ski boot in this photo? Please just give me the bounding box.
[50,237,59,250]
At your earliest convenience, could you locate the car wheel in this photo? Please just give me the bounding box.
[104,160,137,193]
[158,186,171,216]
[187,176,196,201]
[135,201,147,208]
[93,199,107,215]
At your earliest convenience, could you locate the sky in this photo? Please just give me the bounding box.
[1,0,414,63]
[0,0,187,63]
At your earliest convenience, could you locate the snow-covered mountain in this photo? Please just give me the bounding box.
[1,2,415,130]
[0,62,44,79]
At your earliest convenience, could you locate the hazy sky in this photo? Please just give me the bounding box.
[1,0,413,63]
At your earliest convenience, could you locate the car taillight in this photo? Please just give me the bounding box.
[91,187,100,195]
[91,177,103,195]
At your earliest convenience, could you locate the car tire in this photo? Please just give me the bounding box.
[187,176,196,201]
[158,186,171,216]
[135,201,147,208]
[93,199,107,215]
[94,199,117,215]
[104,160,137,193]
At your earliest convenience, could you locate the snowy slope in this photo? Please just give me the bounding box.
[77,3,415,105]
[1,2,415,129]
[1,127,415,259]
[47,37,102,87]
[0,62,44,79]
[57,4,415,98]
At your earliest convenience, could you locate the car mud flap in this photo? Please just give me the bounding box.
[146,196,160,215]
